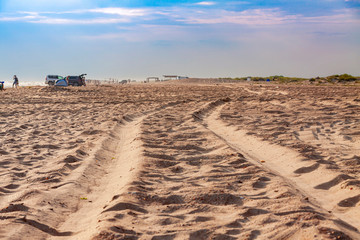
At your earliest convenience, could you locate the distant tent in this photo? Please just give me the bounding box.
[55,78,68,86]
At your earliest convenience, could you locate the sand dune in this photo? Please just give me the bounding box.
[0,82,359,239]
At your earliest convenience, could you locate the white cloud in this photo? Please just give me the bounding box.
[0,11,42,21]
[28,17,130,24]
[195,1,217,6]
[177,8,360,26]
[0,5,358,27]
[0,15,37,21]
[0,7,150,24]
[179,8,299,25]
[88,8,148,17]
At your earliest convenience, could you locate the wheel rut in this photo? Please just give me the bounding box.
[84,99,357,239]
[202,101,360,238]
[47,101,189,239]
[49,114,146,239]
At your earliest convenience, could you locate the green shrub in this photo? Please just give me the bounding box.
[338,74,356,81]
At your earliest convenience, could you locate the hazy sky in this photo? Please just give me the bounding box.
[0,0,359,82]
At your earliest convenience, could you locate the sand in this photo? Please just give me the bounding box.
[0,81,359,239]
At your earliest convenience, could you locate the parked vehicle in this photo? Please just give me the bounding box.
[45,75,63,85]
[66,74,86,86]
[55,78,68,87]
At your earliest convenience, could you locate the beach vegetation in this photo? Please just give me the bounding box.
[326,74,357,82]
[219,74,359,84]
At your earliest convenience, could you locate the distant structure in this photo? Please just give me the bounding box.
[247,76,251,81]
[146,77,159,83]
[163,75,178,81]
[163,75,189,81]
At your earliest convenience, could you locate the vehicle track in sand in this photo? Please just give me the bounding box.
[47,101,189,239]
[49,114,146,240]
[4,113,145,240]
[86,99,357,240]
[1,98,186,239]
[200,100,360,238]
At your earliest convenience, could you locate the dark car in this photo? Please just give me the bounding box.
[66,74,86,86]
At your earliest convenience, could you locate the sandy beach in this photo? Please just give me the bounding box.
[0,81,359,240]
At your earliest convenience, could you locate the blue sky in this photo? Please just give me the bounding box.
[0,0,359,82]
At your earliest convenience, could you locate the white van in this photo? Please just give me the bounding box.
[45,75,63,85]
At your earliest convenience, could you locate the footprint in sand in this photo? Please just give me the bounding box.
[4,184,20,190]
[314,174,354,190]
[63,155,81,164]
[13,171,27,178]
[337,195,360,208]
[293,163,320,174]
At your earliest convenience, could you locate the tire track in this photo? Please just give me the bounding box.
[90,100,355,239]
[201,100,360,239]
[48,100,189,239]
[49,114,147,240]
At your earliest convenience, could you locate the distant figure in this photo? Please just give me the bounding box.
[13,75,19,88]
[0,81,4,91]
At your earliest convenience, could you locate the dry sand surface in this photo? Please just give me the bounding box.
[0,81,359,240]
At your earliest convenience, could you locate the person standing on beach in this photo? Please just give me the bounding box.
[13,75,19,88]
